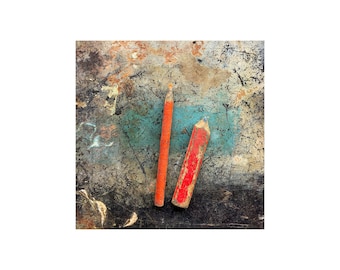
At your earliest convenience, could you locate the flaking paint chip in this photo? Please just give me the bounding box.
[77,189,107,228]
[131,52,138,59]
[123,212,138,228]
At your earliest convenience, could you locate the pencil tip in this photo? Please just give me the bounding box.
[203,116,209,122]
[168,83,173,90]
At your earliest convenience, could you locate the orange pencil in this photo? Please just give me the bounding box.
[154,83,174,207]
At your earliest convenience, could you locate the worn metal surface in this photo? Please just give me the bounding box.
[76,40,264,228]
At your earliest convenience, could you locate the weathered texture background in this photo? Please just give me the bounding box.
[76,41,264,228]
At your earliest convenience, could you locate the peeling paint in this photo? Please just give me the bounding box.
[179,54,231,91]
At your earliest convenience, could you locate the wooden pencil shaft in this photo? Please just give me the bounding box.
[171,118,210,208]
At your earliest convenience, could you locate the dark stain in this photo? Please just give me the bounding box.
[120,78,135,97]
[78,51,103,73]
[99,184,264,229]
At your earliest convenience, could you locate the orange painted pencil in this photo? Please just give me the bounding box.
[154,83,174,207]
[172,117,210,208]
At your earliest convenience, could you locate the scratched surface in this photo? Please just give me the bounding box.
[76,41,264,228]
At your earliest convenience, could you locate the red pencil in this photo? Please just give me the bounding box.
[171,117,210,208]
[154,84,174,207]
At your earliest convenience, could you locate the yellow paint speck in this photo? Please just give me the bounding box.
[101,84,119,115]
[101,84,119,98]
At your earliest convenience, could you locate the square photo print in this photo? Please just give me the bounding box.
[76,41,264,229]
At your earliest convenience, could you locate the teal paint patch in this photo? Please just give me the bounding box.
[171,104,240,156]
[120,100,163,151]
[119,99,241,156]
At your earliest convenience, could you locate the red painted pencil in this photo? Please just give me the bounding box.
[171,117,210,208]
[154,84,174,207]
